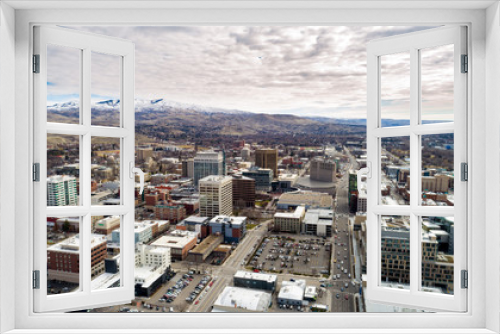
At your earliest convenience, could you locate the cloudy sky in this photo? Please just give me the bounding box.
[47,26,454,120]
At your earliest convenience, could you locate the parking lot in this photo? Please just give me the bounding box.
[94,272,213,313]
[247,234,331,277]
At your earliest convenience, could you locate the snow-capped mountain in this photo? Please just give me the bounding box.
[47,98,250,115]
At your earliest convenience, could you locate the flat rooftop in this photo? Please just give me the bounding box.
[151,231,197,249]
[234,270,277,283]
[274,206,306,219]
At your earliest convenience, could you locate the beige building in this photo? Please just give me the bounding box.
[310,157,336,183]
[255,149,278,177]
[408,174,452,193]
[199,175,233,218]
[273,206,305,233]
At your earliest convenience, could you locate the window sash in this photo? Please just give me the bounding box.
[32,25,136,313]
[366,25,467,312]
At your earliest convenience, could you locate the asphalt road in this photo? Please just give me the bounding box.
[329,148,359,312]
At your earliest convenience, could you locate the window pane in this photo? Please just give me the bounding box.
[47,216,81,295]
[91,137,121,205]
[421,133,454,206]
[91,52,121,127]
[91,215,121,290]
[380,215,411,289]
[380,52,410,127]
[47,134,80,206]
[421,216,454,295]
[380,137,410,205]
[47,44,81,124]
[421,44,454,124]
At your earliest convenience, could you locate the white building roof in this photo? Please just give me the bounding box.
[278,280,306,301]
[48,234,106,254]
[210,215,247,227]
[274,206,305,219]
[151,231,197,250]
[234,270,277,283]
[304,209,333,226]
[199,175,232,184]
[213,287,272,312]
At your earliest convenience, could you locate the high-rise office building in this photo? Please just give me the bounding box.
[232,175,256,208]
[255,149,278,177]
[199,175,233,218]
[182,158,194,178]
[243,167,273,192]
[47,175,78,206]
[193,151,225,186]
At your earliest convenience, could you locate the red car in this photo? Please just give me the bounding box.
[195,300,199,305]
[344,295,349,300]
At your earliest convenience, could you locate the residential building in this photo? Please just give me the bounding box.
[273,206,306,233]
[154,201,186,223]
[381,217,454,294]
[193,151,225,186]
[232,175,256,208]
[47,175,78,206]
[255,149,278,177]
[47,234,107,283]
[199,175,233,218]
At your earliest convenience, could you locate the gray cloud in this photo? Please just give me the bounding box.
[50,25,454,120]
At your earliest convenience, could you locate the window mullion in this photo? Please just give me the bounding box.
[409,47,420,294]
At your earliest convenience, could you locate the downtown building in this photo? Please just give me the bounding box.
[242,167,273,192]
[47,234,107,283]
[193,151,225,187]
[380,217,454,293]
[154,201,187,224]
[47,175,78,206]
[232,175,256,208]
[310,157,336,183]
[199,175,233,219]
[255,149,278,177]
[273,206,306,233]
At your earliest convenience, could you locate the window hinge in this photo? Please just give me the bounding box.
[461,54,468,73]
[461,270,468,289]
[33,54,40,73]
[33,163,40,182]
[33,270,40,289]
[461,162,468,181]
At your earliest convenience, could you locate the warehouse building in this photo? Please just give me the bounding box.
[212,287,272,313]
[277,279,306,306]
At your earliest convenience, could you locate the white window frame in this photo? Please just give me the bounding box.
[0,1,499,334]
[32,25,136,312]
[365,26,467,312]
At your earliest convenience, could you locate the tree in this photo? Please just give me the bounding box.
[62,219,70,232]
